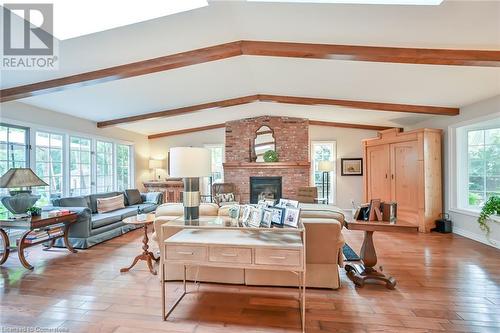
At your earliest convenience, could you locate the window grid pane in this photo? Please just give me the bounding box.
[70,136,92,196]
[96,141,114,193]
[116,144,131,191]
[34,131,63,207]
[312,142,335,203]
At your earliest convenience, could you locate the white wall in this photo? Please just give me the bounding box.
[409,95,500,249]
[0,102,150,191]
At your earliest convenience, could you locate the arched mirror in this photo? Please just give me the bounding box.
[254,125,276,162]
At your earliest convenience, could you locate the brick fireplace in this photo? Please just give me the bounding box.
[224,116,310,203]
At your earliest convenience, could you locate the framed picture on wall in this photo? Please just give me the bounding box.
[341,158,363,176]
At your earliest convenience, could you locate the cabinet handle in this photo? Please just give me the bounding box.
[391,174,394,180]
[177,251,193,255]
[221,253,238,257]
[270,256,286,260]
[385,173,388,179]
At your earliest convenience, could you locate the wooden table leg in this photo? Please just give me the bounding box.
[18,230,34,270]
[0,228,10,265]
[345,230,396,289]
[120,224,157,275]
[63,223,78,253]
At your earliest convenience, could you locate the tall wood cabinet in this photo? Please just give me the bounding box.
[362,128,442,232]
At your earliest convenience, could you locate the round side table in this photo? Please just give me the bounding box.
[120,213,159,275]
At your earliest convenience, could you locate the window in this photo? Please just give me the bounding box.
[35,131,64,206]
[0,124,29,218]
[203,144,224,195]
[96,141,114,193]
[467,127,500,208]
[311,141,336,204]
[70,136,92,196]
[116,144,131,191]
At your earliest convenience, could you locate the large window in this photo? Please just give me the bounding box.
[0,124,29,218]
[35,131,64,206]
[96,140,114,193]
[467,127,500,208]
[70,136,92,196]
[203,144,224,195]
[311,141,336,204]
[116,144,131,191]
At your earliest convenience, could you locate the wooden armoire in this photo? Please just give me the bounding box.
[362,128,442,232]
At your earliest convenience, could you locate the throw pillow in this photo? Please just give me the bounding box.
[97,194,125,214]
[215,192,235,205]
[125,189,143,205]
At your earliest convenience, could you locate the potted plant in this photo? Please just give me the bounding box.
[27,206,42,217]
[477,196,500,236]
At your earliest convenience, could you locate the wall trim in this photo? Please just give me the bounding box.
[453,226,500,250]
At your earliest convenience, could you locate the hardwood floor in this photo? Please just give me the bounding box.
[1,229,499,332]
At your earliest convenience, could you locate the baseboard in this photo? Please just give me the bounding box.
[453,226,500,250]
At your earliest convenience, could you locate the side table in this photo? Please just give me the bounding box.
[120,213,159,275]
[344,219,418,289]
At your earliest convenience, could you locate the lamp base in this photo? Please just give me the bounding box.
[1,193,40,215]
[183,177,200,221]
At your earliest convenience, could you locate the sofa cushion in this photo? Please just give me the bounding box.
[125,189,143,205]
[116,207,139,220]
[92,213,122,229]
[53,196,89,208]
[89,192,123,213]
[97,194,125,214]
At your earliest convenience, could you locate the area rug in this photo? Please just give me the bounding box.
[342,243,361,261]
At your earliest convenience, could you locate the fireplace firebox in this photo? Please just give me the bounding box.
[250,176,282,204]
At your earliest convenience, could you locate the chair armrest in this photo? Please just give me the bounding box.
[45,206,93,237]
[141,192,164,204]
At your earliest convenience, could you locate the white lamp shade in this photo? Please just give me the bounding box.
[149,159,165,169]
[318,160,335,172]
[169,147,212,178]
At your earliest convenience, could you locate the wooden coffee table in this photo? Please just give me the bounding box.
[344,219,418,289]
[0,212,78,270]
[120,213,159,275]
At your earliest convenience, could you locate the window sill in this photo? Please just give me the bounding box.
[450,208,500,222]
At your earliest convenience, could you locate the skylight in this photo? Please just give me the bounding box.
[2,0,208,40]
[248,0,444,5]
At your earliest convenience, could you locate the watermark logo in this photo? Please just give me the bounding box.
[1,3,58,70]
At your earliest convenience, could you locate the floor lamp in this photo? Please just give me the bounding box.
[318,161,334,204]
[169,147,211,220]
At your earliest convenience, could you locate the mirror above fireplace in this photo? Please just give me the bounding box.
[254,125,276,162]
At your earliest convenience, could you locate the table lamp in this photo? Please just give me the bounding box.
[0,168,48,215]
[149,159,165,181]
[169,147,211,220]
[318,161,335,204]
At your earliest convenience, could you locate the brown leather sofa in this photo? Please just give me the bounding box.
[153,203,345,289]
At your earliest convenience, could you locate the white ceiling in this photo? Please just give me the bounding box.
[1,0,500,136]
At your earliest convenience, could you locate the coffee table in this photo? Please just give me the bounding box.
[120,213,159,275]
[0,212,78,270]
[344,219,418,289]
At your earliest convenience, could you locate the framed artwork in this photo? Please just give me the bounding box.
[284,207,301,228]
[270,206,285,227]
[242,205,252,226]
[260,208,273,228]
[248,207,263,228]
[277,198,299,208]
[341,158,363,176]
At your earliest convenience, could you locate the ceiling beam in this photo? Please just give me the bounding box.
[148,120,394,139]
[147,123,226,139]
[97,94,458,128]
[2,41,499,102]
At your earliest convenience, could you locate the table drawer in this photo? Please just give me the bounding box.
[209,246,252,264]
[255,248,301,267]
[166,245,207,262]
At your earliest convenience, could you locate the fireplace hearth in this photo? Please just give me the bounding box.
[250,176,282,204]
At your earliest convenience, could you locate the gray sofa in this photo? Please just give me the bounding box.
[49,191,163,249]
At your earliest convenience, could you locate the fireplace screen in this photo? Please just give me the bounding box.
[250,176,282,204]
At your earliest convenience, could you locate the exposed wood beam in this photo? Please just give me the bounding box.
[148,120,394,139]
[309,120,393,131]
[2,41,499,102]
[97,94,458,128]
[147,123,226,139]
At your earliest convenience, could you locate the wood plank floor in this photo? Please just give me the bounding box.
[1,228,499,332]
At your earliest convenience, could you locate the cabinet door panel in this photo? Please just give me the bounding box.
[366,145,391,202]
[390,141,419,221]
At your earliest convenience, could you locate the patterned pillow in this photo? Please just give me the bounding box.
[97,194,125,214]
[214,192,235,205]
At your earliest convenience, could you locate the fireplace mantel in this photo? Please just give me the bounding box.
[223,161,310,169]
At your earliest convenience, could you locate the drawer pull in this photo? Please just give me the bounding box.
[221,253,238,257]
[269,256,287,260]
[177,251,194,255]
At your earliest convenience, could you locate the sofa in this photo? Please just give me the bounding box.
[153,202,345,289]
[49,191,163,249]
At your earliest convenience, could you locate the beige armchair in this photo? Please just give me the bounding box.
[153,202,345,289]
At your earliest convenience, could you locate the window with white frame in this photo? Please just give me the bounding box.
[203,144,224,195]
[311,141,336,204]
[0,124,29,217]
[69,136,92,196]
[96,140,114,193]
[116,144,131,191]
[35,131,64,206]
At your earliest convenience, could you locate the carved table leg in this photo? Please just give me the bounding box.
[63,223,78,253]
[120,224,157,275]
[0,228,10,265]
[18,230,34,270]
[345,230,397,289]
[43,239,56,251]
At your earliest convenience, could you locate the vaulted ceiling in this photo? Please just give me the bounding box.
[1,0,499,136]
